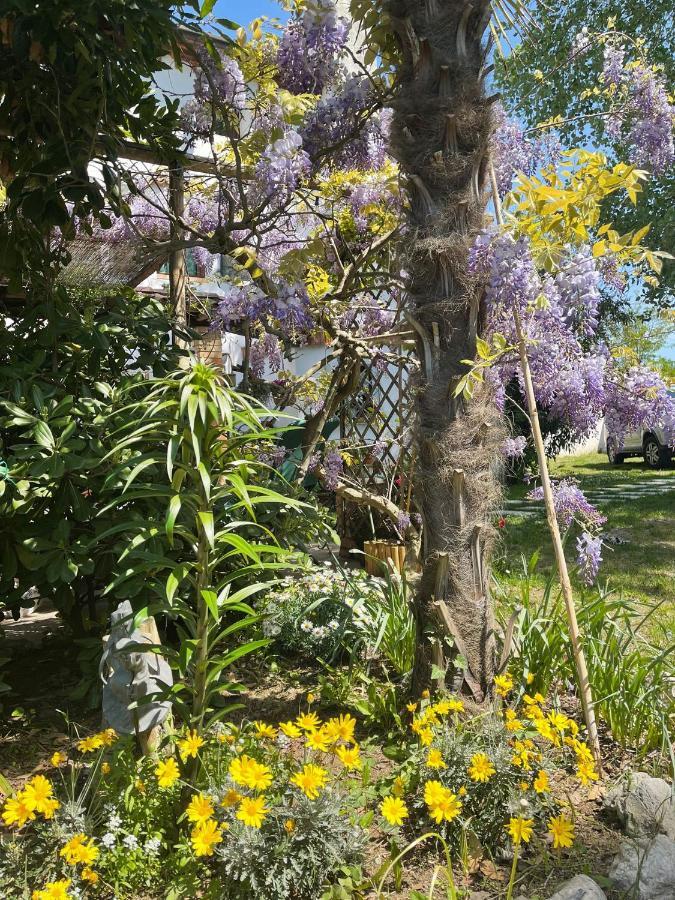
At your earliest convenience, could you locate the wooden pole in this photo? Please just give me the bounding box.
[168,162,189,366]
[489,164,602,766]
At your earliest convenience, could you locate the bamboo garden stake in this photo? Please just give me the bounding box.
[488,163,602,766]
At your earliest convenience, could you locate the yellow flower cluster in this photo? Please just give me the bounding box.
[60,833,99,866]
[2,775,60,829]
[424,781,462,824]
[229,754,273,792]
[411,695,465,747]
[76,728,117,753]
[178,729,204,761]
[505,809,575,849]
[31,880,73,900]
[155,756,181,789]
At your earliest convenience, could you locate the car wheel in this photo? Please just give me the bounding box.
[643,435,671,469]
[607,439,624,465]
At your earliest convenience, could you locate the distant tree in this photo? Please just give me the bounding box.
[497,0,674,308]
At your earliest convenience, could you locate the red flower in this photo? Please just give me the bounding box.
[498,517,506,529]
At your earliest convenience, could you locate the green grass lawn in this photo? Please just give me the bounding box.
[494,452,675,643]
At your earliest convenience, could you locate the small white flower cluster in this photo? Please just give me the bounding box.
[299,618,340,641]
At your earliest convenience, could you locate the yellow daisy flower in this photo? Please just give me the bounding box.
[418,727,434,746]
[228,755,273,791]
[221,788,242,808]
[533,770,550,794]
[295,711,321,732]
[279,721,302,739]
[77,735,103,753]
[236,795,269,829]
[423,780,462,824]
[494,673,514,698]
[178,729,204,761]
[2,793,36,829]
[468,753,495,783]
[576,759,599,786]
[548,813,575,849]
[290,764,329,800]
[22,776,57,816]
[254,722,277,740]
[186,793,215,825]
[155,757,180,789]
[305,728,330,753]
[60,834,98,866]
[31,879,72,900]
[507,816,534,845]
[425,749,446,769]
[380,795,408,826]
[81,867,99,884]
[51,752,66,767]
[335,744,362,770]
[323,714,356,744]
[191,818,223,856]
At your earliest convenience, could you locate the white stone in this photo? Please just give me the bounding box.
[605,771,675,840]
[609,835,675,900]
[547,875,606,899]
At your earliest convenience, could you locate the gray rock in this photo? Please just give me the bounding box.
[605,771,675,840]
[547,875,606,899]
[609,835,675,900]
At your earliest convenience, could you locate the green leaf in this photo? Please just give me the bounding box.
[166,495,182,546]
[33,421,55,451]
[196,462,211,500]
[198,510,214,549]
[123,456,159,492]
[200,0,217,16]
[201,589,219,620]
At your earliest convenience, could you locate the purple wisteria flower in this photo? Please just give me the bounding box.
[276,0,349,95]
[576,531,603,585]
[555,248,601,338]
[258,445,289,468]
[249,333,283,379]
[253,131,312,206]
[602,46,674,174]
[602,45,625,87]
[527,478,607,530]
[396,511,411,533]
[312,447,344,490]
[501,436,527,459]
[491,104,561,197]
[213,280,313,336]
[301,77,389,171]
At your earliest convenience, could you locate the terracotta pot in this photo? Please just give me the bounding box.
[363,540,406,576]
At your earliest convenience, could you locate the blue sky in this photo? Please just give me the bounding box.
[214,0,284,26]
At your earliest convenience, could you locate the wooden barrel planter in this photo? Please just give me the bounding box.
[363,540,406,576]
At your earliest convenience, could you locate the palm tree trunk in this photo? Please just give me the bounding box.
[390,0,504,699]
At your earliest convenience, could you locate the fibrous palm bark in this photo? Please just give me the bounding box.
[389,0,504,699]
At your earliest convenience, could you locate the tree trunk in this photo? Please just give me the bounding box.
[390,0,504,699]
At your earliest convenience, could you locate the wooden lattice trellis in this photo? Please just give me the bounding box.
[337,348,417,543]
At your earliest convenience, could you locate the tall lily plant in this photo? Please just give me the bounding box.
[103,364,302,732]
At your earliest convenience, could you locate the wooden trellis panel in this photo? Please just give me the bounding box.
[338,349,416,512]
